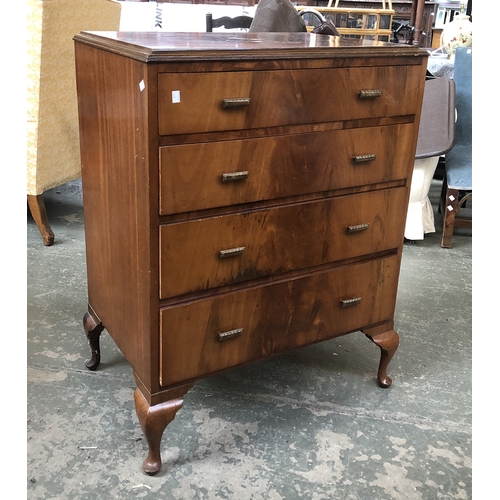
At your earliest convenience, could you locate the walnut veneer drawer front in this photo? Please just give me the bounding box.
[159,124,416,215]
[159,187,407,299]
[160,255,400,386]
[158,66,421,136]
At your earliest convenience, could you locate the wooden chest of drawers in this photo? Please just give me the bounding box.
[74,31,427,475]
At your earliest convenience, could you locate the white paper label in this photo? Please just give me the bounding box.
[172,90,181,103]
[139,80,145,92]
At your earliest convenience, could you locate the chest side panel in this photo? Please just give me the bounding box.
[75,43,159,390]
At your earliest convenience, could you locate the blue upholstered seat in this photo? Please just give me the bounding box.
[445,143,472,190]
[440,46,472,248]
[445,47,472,191]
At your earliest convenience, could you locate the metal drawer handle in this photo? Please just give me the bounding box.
[353,154,376,163]
[219,328,243,342]
[222,98,251,108]
[359,89,382,99]
[340,297,362,308]
[219,246,245,259]
[347,223,369,234]
[222,171,249,182]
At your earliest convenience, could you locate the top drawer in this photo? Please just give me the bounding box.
[158,65,422,136]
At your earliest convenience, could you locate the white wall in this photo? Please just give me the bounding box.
[119,2,256,32]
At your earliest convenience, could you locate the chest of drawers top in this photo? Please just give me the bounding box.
[74,31,426,61]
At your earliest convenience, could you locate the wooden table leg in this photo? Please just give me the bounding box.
[134,389,188,475]
[363,324,400,388]
[412,0,426,46]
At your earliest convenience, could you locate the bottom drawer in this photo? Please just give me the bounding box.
[159,255,400,387]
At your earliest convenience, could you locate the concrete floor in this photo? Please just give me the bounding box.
[27,178,472,499]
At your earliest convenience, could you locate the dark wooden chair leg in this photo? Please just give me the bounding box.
[441,184,459,249]
[83,312,104,371]
[134,389,189,475]
[363,325,400,388]
[27,194,55,246]
[206,12,213,32]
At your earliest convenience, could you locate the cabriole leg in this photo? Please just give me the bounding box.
[83,312,104,371]
[134,389,186,475]
[364,326,400,388]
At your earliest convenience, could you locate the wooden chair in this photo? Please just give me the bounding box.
[298,8,340,36]
[405,76,455,241]
[439,47,472,248]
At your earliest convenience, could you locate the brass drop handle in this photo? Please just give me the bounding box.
[218,328,243,342]
[222,98,251,108]
[219,246,245,259]
[359,89,382,99]
[353,154,376,163]
[222,171,249,182]
[340,297,362,308]
[347,223,369,234]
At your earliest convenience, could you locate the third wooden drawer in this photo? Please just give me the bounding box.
[159,187,407,299]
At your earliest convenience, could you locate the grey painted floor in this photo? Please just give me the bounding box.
[27,178,472,499]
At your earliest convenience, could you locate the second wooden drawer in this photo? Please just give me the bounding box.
[159,123,416,215]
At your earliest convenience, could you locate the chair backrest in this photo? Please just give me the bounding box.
[248,0,307,32]
[453,47,472,146]
[206,13,253,32]
[415,77,456,159]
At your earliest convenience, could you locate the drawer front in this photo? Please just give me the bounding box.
[160,124,416,215]
[159,255,400,386]
[159,188,407,299]
[158,66,422,136]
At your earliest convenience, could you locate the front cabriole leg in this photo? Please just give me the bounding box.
[363,324,400,388]
[134,383,194,475]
